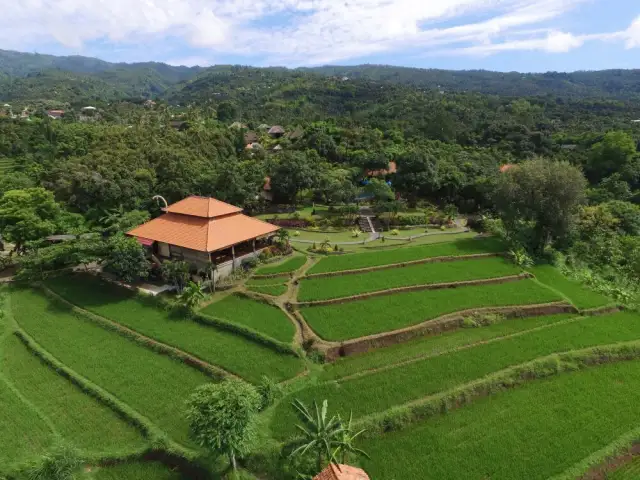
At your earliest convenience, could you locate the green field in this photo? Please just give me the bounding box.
[359,360,640,480]
[10,287,211,446]
[321,314,577,381]
[46,275,303,382]
[300,279,562,341]
[298,257,521,301]
[2,335,146,456]
[307,237,504,274]
[88,462,181,480]
[270,311,640,439]
[201,294,296,343]
[254,256,307,275]
[246,283,289,296]
[529,265,613,310]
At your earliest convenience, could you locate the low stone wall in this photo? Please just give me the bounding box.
[295,273,531,307]
[323,302,577,361]
[304,252,502,279]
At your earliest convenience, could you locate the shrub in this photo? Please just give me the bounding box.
[508,248,534,268]
[352,229,362,238]
[293,230,301,237]
[257,376,283,410]
[391,229,400,236]
[242,257,259,270]
[24,443,81,480]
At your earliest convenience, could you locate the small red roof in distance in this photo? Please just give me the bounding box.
[164,196,242,218]
[500,164,515,173]
[313,464,370,480]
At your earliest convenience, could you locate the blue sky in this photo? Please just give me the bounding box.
[2,0,640,71]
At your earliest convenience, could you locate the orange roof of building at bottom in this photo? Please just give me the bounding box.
[127,212,279,253]
[313,464,370,480]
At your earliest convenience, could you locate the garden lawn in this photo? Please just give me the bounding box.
[10,286,212,446]
[529,265,613,310]
[346,231,476,251]
[288,229,360,243]
[308,236,504,273]
[270,311,640,440]
[360,360,640,480]
[321,314,576,381]
[298,257,521,301]
[0,377,52,471]
[2,335,146,456]
[201,294,296,343]
[46,275,303,382]
[89,462,181,480]
[254,256,307,275]
[300,279,561,341]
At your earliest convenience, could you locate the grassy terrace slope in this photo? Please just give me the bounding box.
[300,279,561,341]
[529,265,613,310]
[10,287,210,446]
[2,335,146,457]
[307,237,504,274]
[360,361,640,480]
[298,257,520,301]
[270,312,640,439]
[89,462,181,480]
[201,294,296,343]
[47,275,303,382]
[321,314,576,381]
[254,256,307,275]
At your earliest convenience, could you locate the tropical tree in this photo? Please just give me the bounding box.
[161,260,191,293]
[103,234,149,283]
[333,413,369,465]
[178,281,206,309]
[276,229,290,246]
[290,399,342,473]
[186,380,261,472]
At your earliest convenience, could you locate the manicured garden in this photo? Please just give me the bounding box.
[46,275,303,382]
[270,311,640,440]
[254,255,307,275]
[300,278,563,340]
[359,360,640,480]
[307,237,505,274]
[200,294,296,343]
[298,256,521,301]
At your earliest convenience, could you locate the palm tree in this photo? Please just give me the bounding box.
[333,412,370,464]
[290,399,342,473]
[276,229,290,246]
[178,281,206,309]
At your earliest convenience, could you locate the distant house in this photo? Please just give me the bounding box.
[257,123,271,131]
[313,464,370,480]
[244,131,259,144]
[268,125,285,138]
[47,110,65,119]
[367,160,397,177]
[272,144,283,152]
[262,177,273,202]
[245,142,263,150]
[81,106,97,112]
[170,120,190,131]
[499,164,515,173]
[285,127,304,141]
[127,196,279,277]
[144,99,156,108]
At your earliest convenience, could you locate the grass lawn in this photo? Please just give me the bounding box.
[254,256,307,275]
[87,462,181,480]
[300,279,562,341]
[10,286,212,446]
[246,284,289,297]
[0,378,52,471]
[200,294,296,343]
[386,227,430,237]
[288,229,360,243]
[359,360,640,480]
[529,265,613,310]
[321,314,577,381]
[308,237,504,273]
[46,275,303,382]
[270,311,640,440]
[2,335,146,456]
[298,257,521,302]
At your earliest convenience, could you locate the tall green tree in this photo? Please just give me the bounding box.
[103,234,149,282]
[270,151,316,204]
[394,150,439,207]
[186,380,261,471]
[587,131,637,182]
[494,158,587,255]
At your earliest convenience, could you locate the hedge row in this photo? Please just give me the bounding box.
[353,341,640,438]
[304,253,502,279]
[40,287,232,381]
[12,328,195,462]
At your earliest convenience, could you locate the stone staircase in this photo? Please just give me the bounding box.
[358,215,384,233]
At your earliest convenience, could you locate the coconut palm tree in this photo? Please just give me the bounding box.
[290,399,342,473]
[333,412,370,464]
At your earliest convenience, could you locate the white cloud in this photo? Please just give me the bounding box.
[1,0,636,65]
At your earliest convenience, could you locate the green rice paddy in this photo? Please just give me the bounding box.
[254,256,307,275]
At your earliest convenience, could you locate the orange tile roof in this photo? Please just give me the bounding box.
[163,196,242,218]
[313,464,370,480]
[128,212,279,253]
[367,160,397,177]
[500,164,515,173]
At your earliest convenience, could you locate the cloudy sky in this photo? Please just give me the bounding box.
[2,0,640,71]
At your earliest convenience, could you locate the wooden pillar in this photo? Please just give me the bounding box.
[253,239,256,253]
[231,245,236,271]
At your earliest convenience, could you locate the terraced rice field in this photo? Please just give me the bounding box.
[298,256,521,301]
[359,360,640,480]
[300,278,562,341]
[245,277,289,297]
[46,275,303,382]
[201,294,296,343]
[307,237,504,274]
[270,311,640,440]
[88,462,181,480]
[254,255,307,275]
